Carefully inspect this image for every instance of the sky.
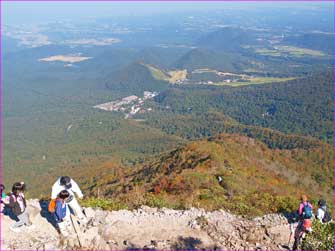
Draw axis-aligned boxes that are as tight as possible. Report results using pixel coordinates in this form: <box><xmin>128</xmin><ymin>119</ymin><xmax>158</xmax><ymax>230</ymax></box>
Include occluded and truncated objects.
<box><xmin>2</xmin><ymin>1</ymin><xmax>333</xmax><ymax>25</ymax></box>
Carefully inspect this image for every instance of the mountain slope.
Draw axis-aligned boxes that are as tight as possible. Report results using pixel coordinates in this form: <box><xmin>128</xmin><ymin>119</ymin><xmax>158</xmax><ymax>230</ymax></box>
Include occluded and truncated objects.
<box><xmin>86</xmin><ymin>133</ymin><xmax>333</xmax><ymax>217</ymax></box>
<box><xmin>105</xmin><ymin>62</ymin><xmax>169</xmax><ymax>96</ymax></box>
<box><xmin>283</xmin><ymin>33</ymin><xmax>334</xmax><ymax>54</ymax></box>
<box><xmin>173</xmin><ymin>48</ymin><xmax>252</xmax><ymax>72</ymax></box>
<box><xmin>196</xmin><ymin>27</ymin><xmax>260</xmax><ymax>52</ymax></box>
<box><xmin>154</xmin><ymin>70</ymin><xmax>334</xmax><ymax>142</ymax></box>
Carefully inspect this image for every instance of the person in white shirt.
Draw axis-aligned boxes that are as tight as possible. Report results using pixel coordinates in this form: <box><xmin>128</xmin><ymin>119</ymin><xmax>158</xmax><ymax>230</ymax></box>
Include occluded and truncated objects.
<box><xmin>316</xmin><ymin>199</ymin><xmax>329</xmax><ymax>223</ymax></box>
<box><xmin>51</xmin><ymin>176</ymin><xmax>86</xmax><ymax>222</ymax></box>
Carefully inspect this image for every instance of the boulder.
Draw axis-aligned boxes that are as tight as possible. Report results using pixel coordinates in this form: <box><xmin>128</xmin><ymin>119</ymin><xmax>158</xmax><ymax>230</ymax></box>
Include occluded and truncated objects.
<box><xmin>83</xmin><ymin>207</ymin><xmax>95</xmax><ymax>219</ymax></box>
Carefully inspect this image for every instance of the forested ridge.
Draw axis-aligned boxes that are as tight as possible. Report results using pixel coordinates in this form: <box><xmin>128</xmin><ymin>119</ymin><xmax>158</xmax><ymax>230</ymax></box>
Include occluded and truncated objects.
<box><xmin>81</xmin><ymin>133</ymin><xmax>333</xmax><ymax>217</ymax></box>
<box><xmin>150</xmin><ymin>70</ymin><xmax>333</xmax><ymax>143</ymax></box>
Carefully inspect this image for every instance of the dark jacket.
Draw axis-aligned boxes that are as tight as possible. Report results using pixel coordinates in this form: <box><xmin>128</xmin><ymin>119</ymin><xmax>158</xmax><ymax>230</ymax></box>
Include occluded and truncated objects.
<box><xmin>7</xmin><ymin>193</ymin><xmax>26</xmax><ymax>216</ymax></box>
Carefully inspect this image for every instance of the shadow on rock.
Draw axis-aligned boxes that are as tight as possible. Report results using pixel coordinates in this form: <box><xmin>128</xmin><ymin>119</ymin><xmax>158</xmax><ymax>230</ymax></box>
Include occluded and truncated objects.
<box><xmin>39</xmin><ymin>200</ymin><xmax>58</xmax><ymax>231</ymax></box>
<box><xmin>171</xmin><ymin>236</ymin><xmax>203</xmax><ymax>250</ymax></box>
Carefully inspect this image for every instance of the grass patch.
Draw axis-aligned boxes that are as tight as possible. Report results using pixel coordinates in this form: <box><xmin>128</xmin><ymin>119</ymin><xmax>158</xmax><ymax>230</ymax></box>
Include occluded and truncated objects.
<box><xmin>168</xmin><ymin>70</ymin><xmax>187</xmax><ymax>83</ymax></box>
<box><xmin>206</xmin><ymin>77</ymin><xmax>296</xmax><ymax>86</ymax></box>
<box><xmin>255</xmin><ymin>46</ymin><xmax>326</xmax><ymax>58</ymax></box>
<box><xmin>145</xmin><ymin>64</ymin><xmax>170</xmax><ymax>81</ymax></box>
<box><xmin>80</xmin><ymin>197</ymin><xmax>128</xmax><ymax>211</ymax></box>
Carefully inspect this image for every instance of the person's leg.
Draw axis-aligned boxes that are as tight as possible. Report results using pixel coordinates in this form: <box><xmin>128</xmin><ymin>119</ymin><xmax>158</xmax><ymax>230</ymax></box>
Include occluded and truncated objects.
<box><xmin>57</xmin><ymin>221</ymin><xmax>69</xmax><ymax>236</ymax></box>
<box><xmin>21</xmin><ymin>210</ymin><xmax>31</xmax><ymax>226</ymax></box>
<box><xmin>292</xmin><ymin>237</ymin><xmax>299</xmax><ymax>250</ymax></box>
<box><xmin>292</xmin><ymin>221</ymin><xmax>302</xmax><ymax>250</ymax></box>
<box><xmin>64</xmin><ymin>217</ymin><xmax>73</xmax><ymax>234</ymax></box>
<box><xmin>68</xmin><ymin>198</ymin><xmax>84</xmax><ymax>219</ymax></box>
<box><xmin>11</xmin><ymin>213</ymin><xmax>26</xmax><ymax>228</ymax></box>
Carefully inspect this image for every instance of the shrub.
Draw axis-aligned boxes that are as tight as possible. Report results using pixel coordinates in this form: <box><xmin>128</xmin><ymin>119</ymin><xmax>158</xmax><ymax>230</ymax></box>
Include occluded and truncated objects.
<box><xmin>144</xmin><ymin>193</ymin><xmax>168</xmax><ymax>208</ymax></box>
<box><xmin>301</xmin><ymin>220</ymin><xmax>334</xmax><ymax>250</ymax></box>
<box><xmin>80</xmin><ymin>197</ymin><xmax>128</xmax><ymax>211</ymax></box>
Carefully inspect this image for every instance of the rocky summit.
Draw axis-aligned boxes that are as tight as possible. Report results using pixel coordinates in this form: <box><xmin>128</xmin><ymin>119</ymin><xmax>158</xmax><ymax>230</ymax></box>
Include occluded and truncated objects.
<box><xmin>1</xmin><ymin>199</ymin><xmax>295</xmax><ymax>250</ymax></box>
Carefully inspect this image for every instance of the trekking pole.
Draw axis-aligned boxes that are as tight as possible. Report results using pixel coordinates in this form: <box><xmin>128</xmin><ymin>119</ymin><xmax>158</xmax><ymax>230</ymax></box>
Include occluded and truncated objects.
<box><xmin>70</xmin><ymin>214</ymin><xmax>82</xmax><ymax>248</ymax></box>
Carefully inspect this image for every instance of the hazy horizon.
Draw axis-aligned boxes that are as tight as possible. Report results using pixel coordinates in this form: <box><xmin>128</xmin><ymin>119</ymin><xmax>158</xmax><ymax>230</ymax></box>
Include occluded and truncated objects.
<box><xmin>2</xmin><ymin>1</ymin><xmax>333</xmax><ymax>25</ymax></box>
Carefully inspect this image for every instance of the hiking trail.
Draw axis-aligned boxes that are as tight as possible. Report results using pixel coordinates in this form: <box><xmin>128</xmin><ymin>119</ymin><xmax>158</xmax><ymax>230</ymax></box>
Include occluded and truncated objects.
<box><xmin>1</xmin><ymin>199</ymin><xmax>294</xmax><ymax>250</ymax></box>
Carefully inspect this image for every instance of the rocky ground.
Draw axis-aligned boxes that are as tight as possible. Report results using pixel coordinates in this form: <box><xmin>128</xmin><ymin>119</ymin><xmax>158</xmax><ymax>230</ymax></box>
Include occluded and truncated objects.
<box><xmin>1</xmin><ymin>199</ymin><xmax>296</xmax><ymax>250</ymax></box>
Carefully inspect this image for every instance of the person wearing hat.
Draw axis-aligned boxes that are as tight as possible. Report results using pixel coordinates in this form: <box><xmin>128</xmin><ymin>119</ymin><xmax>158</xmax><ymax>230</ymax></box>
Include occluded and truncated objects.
<box><xmin>316</xmin><ymin>199</ymin><xmax>331</xmax><ymax>223</ymax></box>
<box><xmin>51</xmin><ymin>176</ymin><xmax>85</xmax><ymax>222</ymax></box>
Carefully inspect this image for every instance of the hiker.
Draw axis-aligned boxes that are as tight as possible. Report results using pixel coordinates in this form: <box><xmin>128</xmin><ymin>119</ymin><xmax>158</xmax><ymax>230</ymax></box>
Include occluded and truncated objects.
<box><xmin>51</xmin><ymin>176</ymin><xmax>86</xmax><ymax>222</ymax></box>
<box><xmin>7</xmin><ymin>182</ymin><xmax>33</xmax><ymax>232</ymax></box>
<box><xmin>292</xmin><ymin>195</ymin><xmax>313</xmax><ymax>250</ymax></box>
<box><xmin>53</xmin><ymin>190</ymin><xmax>72</xmax><ymax>237</ymax></box>
<box><xmin>1</xmin><ymin>184</ymin><xmax>8</xmax><ymax>215</ymax></box>
<box><xmin>316</xmin><ymin>199</ymin><xmax>331</xmax><ymax>223</ymax></box>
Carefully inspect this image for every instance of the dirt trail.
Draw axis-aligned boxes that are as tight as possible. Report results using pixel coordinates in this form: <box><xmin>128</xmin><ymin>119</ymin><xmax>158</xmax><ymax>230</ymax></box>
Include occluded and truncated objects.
<box><xmin>1</xmin><ymin>199</ymin><xmax>293</xmax><ymax>250</ymax></box>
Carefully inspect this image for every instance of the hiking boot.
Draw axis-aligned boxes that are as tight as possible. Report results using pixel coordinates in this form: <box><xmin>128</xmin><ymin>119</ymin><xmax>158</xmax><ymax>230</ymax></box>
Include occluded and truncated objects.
<box><xmin>9</xmin><ymin>226</ymin><xmax>21</xmax><ymax>233</ymax></box>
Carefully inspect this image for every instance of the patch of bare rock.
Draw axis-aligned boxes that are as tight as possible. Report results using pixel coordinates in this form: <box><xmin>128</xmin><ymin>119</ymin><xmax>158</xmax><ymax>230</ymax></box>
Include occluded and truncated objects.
<box><xmin>1</xmin><ymin>200</ymin><xmax>293</xmax><ymax>250</ymax></box>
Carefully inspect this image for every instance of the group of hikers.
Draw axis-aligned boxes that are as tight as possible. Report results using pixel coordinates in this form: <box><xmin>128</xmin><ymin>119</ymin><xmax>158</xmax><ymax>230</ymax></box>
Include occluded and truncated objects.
<box><xmin>291</xmin><ymin>194</ymin><xmax>331</xmax><ymax>250</ymax></box>
<box><xmin>0</xmin><ymin>179</ymin><xmax>333</xmax><ymax>250</ymax></box>
<box><xmin>0</xmin><ymin>176</ymin><xmax>86</xmax><ymax>237</ymax></box>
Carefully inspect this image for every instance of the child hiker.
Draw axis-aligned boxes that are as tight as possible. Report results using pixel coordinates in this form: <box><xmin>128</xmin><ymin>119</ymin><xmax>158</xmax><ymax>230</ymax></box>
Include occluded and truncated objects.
<box><xmin>7</xmin><ymin>182</ymin><xmax>33</xmax><ymax>232</ymax></box>
<box><xmin>54</xmin><ymin>190</ymin><xmax>72</xmax><ymax>237</ymax></box>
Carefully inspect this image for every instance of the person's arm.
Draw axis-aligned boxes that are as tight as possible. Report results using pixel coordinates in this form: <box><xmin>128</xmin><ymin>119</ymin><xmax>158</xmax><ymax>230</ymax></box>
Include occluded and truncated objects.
<box><xmin>51</xmin><ymin>183</ymin><xmax>61</xmax><ymax>199</ymax></box>
<box><xmin>54</xmin><ymin>200</ymin><xmax>62</xmax><ymax>222</ymax></box>
<box><xmin>316</xmin><ymin>208</ymin><xmax>323</xmax><ymax>221</ymax></box>
<box><xmin>3</xmin><ymin>195</ymin><xmax>9</xmax><ymax>204</ymax></box>
<box><xmin>71</xmin><ymin>179</ymin><xmax>83</xmax><ymax>199</ymax></box>
<box><xmin>298</xmin><ymin>203</ymin><xmax>304</xmax><ymax>216</ymax></box>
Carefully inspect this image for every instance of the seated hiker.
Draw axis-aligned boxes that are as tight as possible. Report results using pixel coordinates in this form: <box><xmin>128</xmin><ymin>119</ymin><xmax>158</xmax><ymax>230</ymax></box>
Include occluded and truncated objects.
<box><xmin>292</xmin><ymin>195</ymin><xmax>313</xmax><ymax>250</ymax></box>
<box><xmin>316</xmin><ymin>199</ymin><xmax>331</xmax><ymax>223</ymax></box>
<box><xmin>7</xmin><ymin>182</ymin><xmax>33</xmax><ymax>232</ymax></box>
<box><xmin>51</xmin><ymin>176</ymin><xmax>86</xmax><ymax>223</ymax></box>
<box><xmin>53</xmin><ymin>190</ymin><xmax>72</xmax><ymax>237</ymax></box>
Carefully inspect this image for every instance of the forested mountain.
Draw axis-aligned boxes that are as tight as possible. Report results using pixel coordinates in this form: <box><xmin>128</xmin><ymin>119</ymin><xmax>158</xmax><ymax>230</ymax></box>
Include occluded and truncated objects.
<box><xmin>172</xmin><ymin>48</ymin><xmax>253</xmax><ymax>72</ymax></box>
<box><xmin>105</xmin><ymin>62</ymin><xmax>169</xmax><ymax>96</ymax></box>
<box><xmin>283</xmin><ymin>32</ymin><xmax>334</xmax><ymax>54</ymax></box>
<box><xmin>83</xmin><ymin>133</ymin><xmax>333</xmax><ymax>217</ymax></box>
<box><xmin>2</xmin><ymin>4</ymin><xmax>333</xmax><ymax>220</ymax></box>
<box><xmin>135</xmin><ymin>47</ymin><xmax>189</xmax><ymax>70</ymax></box>
<box><xmin>152</xmin><ymin>71</ymin><xmax>333</xmax><ymax>142</ymax></box>
<box><xmin>141</xmin><ymin>111</ymin><xmax>325</xmax><ymax>150</ymax></box>
<box><xmin>197</xmin><ymin>27</ymin><xmax>260</xmax><ymax>51</ymax></box>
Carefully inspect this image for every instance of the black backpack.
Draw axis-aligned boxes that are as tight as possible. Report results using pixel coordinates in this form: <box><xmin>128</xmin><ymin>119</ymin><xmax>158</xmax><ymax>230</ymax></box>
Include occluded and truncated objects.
<box><xmin>322</xmin><ymin>209</ymin><xmax>331</xmax><ymax>223</ymax></box>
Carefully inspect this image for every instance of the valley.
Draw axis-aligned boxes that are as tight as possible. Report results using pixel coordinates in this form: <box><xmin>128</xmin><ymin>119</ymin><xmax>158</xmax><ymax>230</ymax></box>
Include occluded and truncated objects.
<box><xmin>1</xmin><ymin>2</ymin><xmax>333</xmax><ymax>225</ymax></box>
